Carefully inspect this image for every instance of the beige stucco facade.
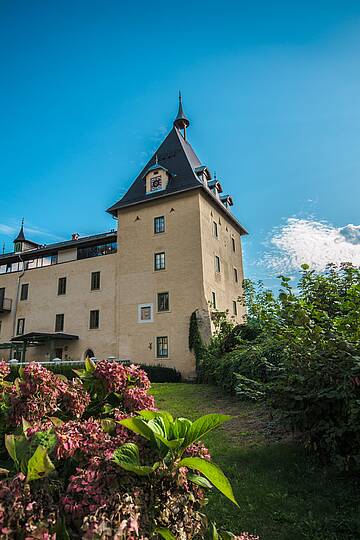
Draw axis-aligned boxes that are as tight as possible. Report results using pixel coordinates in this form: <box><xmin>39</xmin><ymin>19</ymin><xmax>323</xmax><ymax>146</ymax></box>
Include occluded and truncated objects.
<box><xmin>0</xmin><ymin>190</ymin><xmax>245</xmax><ymax>377</ymax></box>
<box><xmin>113</xmin><ymin>190</ymin><xmax>245</xmax><ymax>377</ymax></box>
<box><xmin>0</xmin><ymin>252</ymin><xmax>117</xmax><ymax>363</ymax></box>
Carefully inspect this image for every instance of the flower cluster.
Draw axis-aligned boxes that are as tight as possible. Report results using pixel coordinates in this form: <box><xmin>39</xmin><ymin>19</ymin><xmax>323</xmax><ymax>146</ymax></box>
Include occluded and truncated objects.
<box><xmin>94</xmin><ymin>361</ymin><xmax>151</xmax><ymax>394</ymax></box>
<box><xmin>55</xmin><ymin>417</ymin><xmax>134</xmax><ymax>461</ymax></box>
<box><xmin>0</xmin><ymin>473</ymin><xmax>58</xmax><ymax>538</ymax></box>
<box><xmin>59</xmin><ymin>378</ymin><xmax>91</xmax><ymax>418</ymax></box>
<box><xmin>8</xmin><ymin>363</ymin><xmax>90</xmax><ymax>426</ymax></box>
<box><xmin>0</xmin><ymin>361</ymin><xmax>10</xmax><ymax>380</ymax></box>
<box><xmin>61</xmin><ymin>459</ymin><xmax>118</xmax><ymax>518</ymax></box>
<box><xmin>233</xmin><ymin>534</ymin><xmax>260</xmax><ymax>540</ymax></box>
<box><xmin>123</xmin><ymin>386</ymin><xmax>155</xmax><ymax>412</ymax></box>
<box><xmin>185</xmin><ymin>441</ymin><xmax>211</xmax><ymax>461</ymax></box>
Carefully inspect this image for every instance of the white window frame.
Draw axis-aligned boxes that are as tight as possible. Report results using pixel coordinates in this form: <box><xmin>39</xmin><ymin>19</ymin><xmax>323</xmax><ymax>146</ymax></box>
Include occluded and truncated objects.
<box><xmin>137</xmin><ymin>303</ymin><xmax>154</xmax><ymax>323</ymax></box>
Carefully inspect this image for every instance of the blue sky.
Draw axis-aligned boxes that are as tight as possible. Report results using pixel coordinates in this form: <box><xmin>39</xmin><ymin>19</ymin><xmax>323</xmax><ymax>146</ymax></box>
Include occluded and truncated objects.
<box><xmin>1</xmin><ymin>0</ymin><xmax>360</xmax><ymax>285</ymax></box>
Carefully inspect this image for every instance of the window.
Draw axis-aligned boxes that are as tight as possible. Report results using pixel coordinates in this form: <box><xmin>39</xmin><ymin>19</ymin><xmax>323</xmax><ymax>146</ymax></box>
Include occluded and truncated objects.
<box><xmin>234</xmin><ymin>267</ymin><xmax>238</xmax><ymax>283</ymax></box>
<box><xmin>157</xmin><ymin>292</ymin><xmax>169</xmax><ymax>312</ymax></box>
<box><xmin>55</xmin><ymin>314</ymin><xmax>64</xmax><ymax>332</ymax></box>
<box><xmin>138</xmin><ymin>303</ymin><xmax>153</xmax><ymax>323</ymax></box>
<box><xmin>232</xmin><ymin>237</ymin><xmax>236</xmax><ymax>252</ymax></box>
<box><xmin>20</xmin><ymin>283</ymin><xmax>29</xmax><ymax>301</ymax></box>
<box><xmin>215</xmin><ymin>255</ymin><xmax>221</xmax><ymax>273</ymax></box>
<box><xmin>154</xmin><ymin>216</ymin><xmax>165</xmax><ymax>234</ymax></box>
<box><xmin>213</xmin><ymin>221</ymin><xmax>218</xmax><ymax>238</ymax></box>
<box><xmin>89</xmin><ymin>309</ymin><xmax>99</xmax><ymax>329</ymax></box>
<box><xmin>77</xmin><ymin>242</ymin><xmax>117</xmax><ymax>260</ymax></box>
<box><xmin>91</xmin><ymin>271</ymin><xmax>101</xmax><ymax>291</ymax></box>
<box><xmin>233</xmin><ymin>301</ymin><xmax>237</xmax><ymax>316</ymax></box>
<box><xmin>156</xmin><ymin>336</ymin><xmax>169</xmax><ymax>358</ymax></box>
<box><xmin>58</xmin><ymin>277</ymin><xmax>67</xmax><ymax>296</ymax></box>
<box><xmin>211</xmin><ymin>291</ymin><xmax>217</xmax><ymax>309</ymax></box>
<box><xmin>16</xmin><ymin>318</ymin><xmax>25</xmax><ymax>336</ymax></box>
<box><xmin>154</xmin><ymin>252</ymin><xmax>166</xmax><ymax>271</ymax></box>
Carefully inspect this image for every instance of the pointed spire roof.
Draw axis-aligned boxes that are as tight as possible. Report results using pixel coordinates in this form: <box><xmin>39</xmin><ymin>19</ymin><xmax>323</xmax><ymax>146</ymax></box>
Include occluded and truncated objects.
<box><xmin>173</xmin><ymin>91</ymin><xmax>190</xmax><ymax>130</ymax></box>
<box><xmin>107</xmin><ymin>126</ymin><xmax>203</xmax><ymax>215</ymax></box>
<box><xmin>14</xmin><ymin>219</ymin><xmax>25</xmax><ymax>243</ymax></box>
<box><xmin>107</xmin><ymin>102</ymin><xmax>248</xmax><ymax>235</ymax></box>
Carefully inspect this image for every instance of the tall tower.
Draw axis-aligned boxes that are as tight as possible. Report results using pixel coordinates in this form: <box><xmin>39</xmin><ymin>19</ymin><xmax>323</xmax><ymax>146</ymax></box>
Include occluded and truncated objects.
<box><xmin>107</xmin><ymin>96</ymin><xmax>247</xmax><ymax>377</ymax></box>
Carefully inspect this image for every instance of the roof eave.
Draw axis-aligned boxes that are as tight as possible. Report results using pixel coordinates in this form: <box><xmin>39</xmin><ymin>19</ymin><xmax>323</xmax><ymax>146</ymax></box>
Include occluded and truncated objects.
<box><xmin>107</xmin><ymin>185</ymin><xmax>248</xmax><ymax>235</ymax></box>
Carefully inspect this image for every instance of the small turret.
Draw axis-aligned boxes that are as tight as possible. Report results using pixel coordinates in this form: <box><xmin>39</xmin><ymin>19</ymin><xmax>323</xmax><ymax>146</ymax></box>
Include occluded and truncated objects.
<box><xmin>173</xmin><ymin>91</ymin><xmax>190</xmax><ymax>140</ymax></box>
<box><xmin>13</xmin><ymin>219</ymin><xmax>39</xmax><ymax>253</ymax></box>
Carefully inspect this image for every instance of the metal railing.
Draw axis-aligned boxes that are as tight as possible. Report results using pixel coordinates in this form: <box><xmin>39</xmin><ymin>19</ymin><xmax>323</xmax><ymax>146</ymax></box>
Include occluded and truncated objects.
<box><xmin>7</xmin><ymin>358</ymin><xmax>131</xmax><ymax>367</ymax></box>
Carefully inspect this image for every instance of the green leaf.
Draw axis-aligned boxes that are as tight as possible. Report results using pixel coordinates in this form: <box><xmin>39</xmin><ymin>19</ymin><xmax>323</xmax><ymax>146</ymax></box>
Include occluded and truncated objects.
<box><xmin>26</xmin><ymin>445</ymin><xmax>55</xmax><ymax>482</ymax></box>
<box><xmin>178</xmin><ymin>457</ymin><xmax>238</xmax><ymax>506</ymax></box>
<box><xmin>172</xmin><ymin>418</ymin><xmax>192</xmax><ymax>439</ymax></box>
<box><xmin>55</xmin><ymin>517</ymin><xmax>71</xmax><ymax>540</ymax></box>
<box><xmin>22</xmin><ymin>418</ymin><xmax>32</xmax><ymax>437</ymax></box>
<box><xmin>85</xmin><ymin>357</ymin><xmax>96</xmax><ymax>373</ymax></box>
<box><xmin>153</xmin><ymin>433</ymin><xmax>184</xmax><ymax>450</ymax></box>
<box><xmin>155</xmin><ymin>528</ymin><xmax>177</xmax><ymax>540</ymax></box>
<box><xmin>5</xmin><ymin>434</ymin><xmax>17</xmax><ymax>463</ymax></box>
<box><xmin>101</xmin><ymin>418</ymin><xmax>116</xmax><ymax>433</ymax></box>
<box><xmin>113</xmin><ymin>443</ymin><xmax>159</xmax><ymax>476</ymax></box>
<box><xmin>48</xmin><ymin>416</ymin><xmax>64</xmax><ymax>427</ymax></box>
<box><xmin>187</xmin><ymin>473</ymin><xmax>213</xmax><ymax>489</ymax></box>
<box><xmin>139</xmin><ymin>410</ymin><xmax>174</xmax><ymax>424</ymax></box>
<box><xmin>118</xmin><ymin>417</ymin><xmax>154</xmax><ymax>440</ymax></box>
<box><xmin>185</xmin><ymin>414</ymin><xmax>232</xmax><ymax>446</ymax></box>
<box><xmin>210</xmin><ymin>523</ymin><xmax>219</xmax><ymax>540</ymax></box>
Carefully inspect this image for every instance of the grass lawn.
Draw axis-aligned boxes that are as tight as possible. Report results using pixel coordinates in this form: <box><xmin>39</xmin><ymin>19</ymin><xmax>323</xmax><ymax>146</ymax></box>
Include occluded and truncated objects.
<box><xmin>151</xmin><ymin>383</ymin><xmax>360</xmax><ymax>540</ymax></box>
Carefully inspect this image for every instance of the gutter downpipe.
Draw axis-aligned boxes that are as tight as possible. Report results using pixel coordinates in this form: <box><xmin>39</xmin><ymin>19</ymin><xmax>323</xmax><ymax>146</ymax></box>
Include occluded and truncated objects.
<box><xmin>11</xmin><ymin>254</ymin><xmax>25</xmax><ymax>359</ymax></box>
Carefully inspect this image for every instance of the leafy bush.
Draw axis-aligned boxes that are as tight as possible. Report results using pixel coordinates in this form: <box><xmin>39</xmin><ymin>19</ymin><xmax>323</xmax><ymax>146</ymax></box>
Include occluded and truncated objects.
<box><xmin>0</xmin><ymin>359</ymin><xmax>253</xmax><ymax>538</ymax></box>
<box><xmin>8</xmin><ymin>362</ymin><xmax>182</xmax><ymax>384</ymax></box>
<box><xmin>198</xmin><ymin>264</ymin><xmax>360</xmax><ymax>470</ymax></box>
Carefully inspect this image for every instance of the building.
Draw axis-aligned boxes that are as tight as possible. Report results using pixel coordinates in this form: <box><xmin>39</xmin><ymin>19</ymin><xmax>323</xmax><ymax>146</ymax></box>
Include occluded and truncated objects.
<box><xmin>0</xmin><ymin>96</ymin><xmax>247</xmax><ymax>377</ymax></box>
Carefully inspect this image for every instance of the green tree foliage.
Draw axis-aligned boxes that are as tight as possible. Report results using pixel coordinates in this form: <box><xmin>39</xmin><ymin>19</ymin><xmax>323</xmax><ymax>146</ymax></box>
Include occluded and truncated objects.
<box><xmin>198</xmin><ymin>264</ymin><xmax>360</xmax><ymax>469</ymax></box>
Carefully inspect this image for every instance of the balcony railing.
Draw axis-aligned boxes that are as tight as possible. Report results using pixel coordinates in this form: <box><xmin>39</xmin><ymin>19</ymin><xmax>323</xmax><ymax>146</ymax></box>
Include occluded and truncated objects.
<box><xmin>0</xmin><ymin>298</ymin><xmax>12</xmax><ymax>313</ymax></box>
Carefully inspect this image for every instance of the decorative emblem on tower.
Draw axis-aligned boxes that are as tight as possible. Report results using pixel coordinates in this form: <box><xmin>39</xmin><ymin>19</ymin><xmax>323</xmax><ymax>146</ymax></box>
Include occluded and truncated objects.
<box><xmin>143</xmin><ymin>156</ymin><xmax>170</xmax><ymax>195</ymax></box>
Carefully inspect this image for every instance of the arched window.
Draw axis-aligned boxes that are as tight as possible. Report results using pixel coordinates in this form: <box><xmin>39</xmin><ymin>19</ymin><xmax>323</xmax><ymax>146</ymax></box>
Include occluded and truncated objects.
<box><xmin>84</xmin><ymin>349</ymin><xmax>95</xmax><ymax>360</ymax></box>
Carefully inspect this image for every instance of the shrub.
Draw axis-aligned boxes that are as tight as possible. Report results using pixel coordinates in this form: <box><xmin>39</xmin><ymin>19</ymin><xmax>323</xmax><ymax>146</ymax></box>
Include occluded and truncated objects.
<box><xmin>0</xmin><ymin>359</ymin><xmax>253</xmax><ymax>538</ymax></box>
<box><xmin>197</xmin><ymin>264</ymin><xmax>360</xmax><ymax>470</ymax></box>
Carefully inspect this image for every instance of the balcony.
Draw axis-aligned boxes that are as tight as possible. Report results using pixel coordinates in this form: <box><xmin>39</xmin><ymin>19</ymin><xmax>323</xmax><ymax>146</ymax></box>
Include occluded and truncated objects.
<box><xmin>0</xmin><ymin>298</ymin><xmax>12</xmax><ymax>313</ymax></box>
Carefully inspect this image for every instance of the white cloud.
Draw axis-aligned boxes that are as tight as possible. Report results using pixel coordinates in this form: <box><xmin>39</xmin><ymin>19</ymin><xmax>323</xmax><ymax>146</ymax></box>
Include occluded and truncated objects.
<box><xmin>264</xmin><ymin>218</ymin><xmax>360</xmax><ymax>272</ymax></box>
<box><xmin>0</xmin><ymin>224</ymin><xmax>16</xmax><ymax>235</ymax></box>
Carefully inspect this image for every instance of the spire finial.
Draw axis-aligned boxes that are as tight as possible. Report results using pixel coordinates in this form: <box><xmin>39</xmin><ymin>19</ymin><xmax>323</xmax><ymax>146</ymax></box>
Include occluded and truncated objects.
<box><xmin>173</xmin><ymin>91</ymin><xmax>190</xmax><ymax>138</ymax></box>
<box><xmin>14</xmin><ymin>218</ymin><xmax>26</xmax><ymax>244</ymax></box>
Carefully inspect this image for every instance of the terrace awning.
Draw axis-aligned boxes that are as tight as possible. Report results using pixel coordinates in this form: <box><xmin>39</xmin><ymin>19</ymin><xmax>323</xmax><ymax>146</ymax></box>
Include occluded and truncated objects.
<box><xmin>11</xmin><ymin>332</ymin><xmax>79</xmax><ymax>344</ymax></box>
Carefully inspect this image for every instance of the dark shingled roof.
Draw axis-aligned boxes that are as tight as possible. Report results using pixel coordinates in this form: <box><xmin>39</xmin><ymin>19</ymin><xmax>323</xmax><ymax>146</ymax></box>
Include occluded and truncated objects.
<box><xmin>107</xmin><ymin>127</ymin><xmax>248</xmax><ymax>235</ymax></box>
<box><xmin>107</xmin><ymin>127</ymin><xmax>202</xmax><ymax>214</ymax></box>
<box><xmin>14</xmin><ymin>224</ymin><xmax>26</xmax><ymax>243</ymax></box>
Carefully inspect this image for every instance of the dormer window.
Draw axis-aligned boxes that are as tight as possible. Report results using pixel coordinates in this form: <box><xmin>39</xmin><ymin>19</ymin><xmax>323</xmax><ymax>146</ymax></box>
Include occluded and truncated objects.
<box><xmin>143</xmin><ymin>162</ymin><xmax>169</xmax><ymax>195</ymax></box>
<box><xmin>220</xmin><ymin>195</ymin><xmax>234</xmax><ymax>208</ymax></box>
<box><xmin>195</xmin><ymin>165</ymin><xmax>211</xmax><ymax>185</ymax></box>
<box><xmin>207</xmin><ymin>180</ymin><xmax>223</xmax><ymax>198</ymax></box>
